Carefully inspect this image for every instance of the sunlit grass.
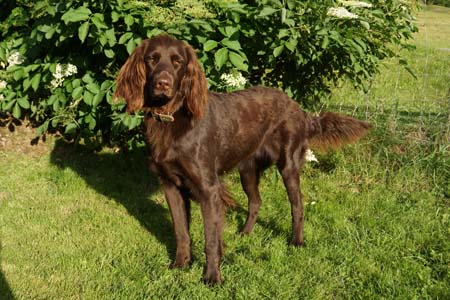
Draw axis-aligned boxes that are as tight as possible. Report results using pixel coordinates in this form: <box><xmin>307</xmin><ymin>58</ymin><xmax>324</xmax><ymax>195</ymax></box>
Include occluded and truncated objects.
<box><xmin>1</xmin><ymin>4</ymin><xmax>449</xmax><ymax>300</ymax></box>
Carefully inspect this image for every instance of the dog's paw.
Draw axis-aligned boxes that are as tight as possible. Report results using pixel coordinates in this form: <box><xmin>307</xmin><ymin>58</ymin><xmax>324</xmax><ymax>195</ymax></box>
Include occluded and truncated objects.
<box><xmin>202</xmin><ymin>269</ymin><xmax>222</xmax><ymax>285</ymax></box>
<box><xmin>169</xmin><ymin>255</ymin><xmax>191</xmax><ymax>269</ymax></box>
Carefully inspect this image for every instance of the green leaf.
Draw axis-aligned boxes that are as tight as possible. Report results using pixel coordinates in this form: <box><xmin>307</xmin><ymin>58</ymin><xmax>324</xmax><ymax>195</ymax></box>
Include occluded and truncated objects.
<box><xmin>329</xmin><ymin>31</ymin><xmax>343</xmax><ymax>45</ymax></box>
<box><xmin>284</xmin><ymin>18</ymin><xmax>295</xmax><ymax>27</ymax></box>
<box><xmin>204</xmin><ymin>40</ymin><xmax>218</xmax><ymax>51</ymax></box>
<box><xmin>259</xmin><ymin>7</ymin><xmax>277</xmax><ymax>17</ymax></box>
<box><xmin>83</xmin><ymin>90</ymin><xmax>93</xmax><ymax>105</ymax></box>
<box><xmin>111</xmin><ymin>11</ymin><xmax>121</xmax><ymax>22</ymax></box>
<box><xmin>61</xmin><ymin>7</ymin><xmax>91</xmax><ymax>24</ymax></box>
<box><xmin>78</xmin><ymin>21</ymin><xmax>89</xmax><ymax>43</ymax></box>
<box><xmin>285</xmin><ymin>38</ymin><xmax>298</xmax><ymax>52</ymax></box>
<box><xmin>278</xmin><ymin>29</ymin><xmax>290</xmax><ymax>39</ymax></box>
<box><xmin>214</xmin><ymin>48</ymin><xmax>229</xmax><ymax>69</ymax></box>
<box><xmin>281</xmin><ymin>8</ymin><xmax>287</xmax><ymax>23</ymax></box>
<box><xmin>36</xmin><ymin>121</ymin><xmax>49</xmax><ymax>136</ymax></box>
<box><xmin>84</xmin><ymin>114</ymin><xmax>97</xmax><ymax>130</ymax></box>
<box><xmin>31</xmin><ymin>73</ymin><xmax>41</xmax><ymax>91</ymax></box>
<box><xmin>72</xmin><ymin>86</ymin><xmax>84</xmax><ymax>99</ymax></box>
<box><xmin>105</xmin><ymin>28</ymin><xmax>116</xmax><ymax>47</ymax></box>
<box><xmin>273</xmin><ymin>45</ymin><xmax>284</xmax><ymax>57</ymax></box>
<box><xmin>229</xmin><ymin>51</ymin><xmax>248</xmax><ymax>71</ymax></box>
<box><xmin>104</xmin><ymin>49</ymin><xmax>115</xmax><ymax>58</ymax></box>
<box><xmin>53</xmin><ymin>99</ymin><xmax>60</xmax><ymax>111</ymax></box>
<box><xmin>12</xmin><ymin>102</ymin><xmax>21</xmax><ymax>119</ymax></box>
<box><xmin>99</xmin><ymin>35</ymin><xmax>108</xmax><ymax>46</ymax></box>
<box><xmin>106</xmin><ymin>91</ymin><xmax>113</xmax><ymax>104</ymax></box>
<box><xmin>124</xmin><ymin>15</ymin><xmax>134</xmax><ymax>26</ymax></box>
<box><xmin>321</xmin><ymin>35</ymin><xmax>329</xmax><ymax>49</ymax></box>
<box><xmin>0</xmin><ymin>47</ymin><xmax>5</xmax><ymax>61</ymax></box>
<box><xmin>37</xmin><ymin>24</ymin><xmax>52</xmax><ymax>33</ymax></box>
<box><xmin>86</xmin><ymin>83</ymin><xmax>100</xmax><ymax>94</ymax></box>
<box><xmin>360</xmin><ymin>21</ymin><xmax>370</xmax><ymax>30</ymax></box>
<box><xmin>14</xmin><ymin>68</ymin><xmax>24</xmax><ymax>81</ymax></box>
<box><xmin>221</xmin><ymin>39</ymin><xmax>241</xmax><ymax>51</ymax></box>
<box><xmin>65</xmin><ymin>123</ymin><xmax>78</xmax><ymax>135</ymax></box>
<box><xmin>17</xmin><ymin>96</ymin><xmax>30</xmax><ymax>109</ymax></box>
<box><xmin>119</xmin><ymin>32</ymin><xmax>133</xmax><ymax>44</ymax></box>
<box><xmin>91</xmin><ymin>13</ymin><xmax>107</xmax><ymax>30</ymax></box>
<box><xmin>126</xmin><ymin>38</ymin><xmax>136</xmax><ymax>54</ymax></box>
<box><xmin>93</xmin><ymin>91</ymin><xmax>105</xmax><ymax>107</ymax></box>
<box><xmin>129</xmin><ymin>115</ymin><xmax>141</xmax><ymax>129</ymax></box>
<box><xmin>47</xmin><ymin>95</ymin><xmax>56</xmax><ymax>105</ymax></box>
<box><xmin>82</xmin><ymin>73</ymin><xmax>94</xmax><ymax>84</ymax></box>
<box><xmin>224</xmin><ymin>26</ymin><xmax>238</xmax><ymax>38</ymax></box>
<box><xmin>4</xmin><ymin>99</ymin><xmax>16</xmax><ymax>111</ymax></box>
<box><xmin>100</xmin><ymin>80</ymin><xmax>113</xmax><ymax>91</ymax></box>
<box><xmin>72</xmin><ymin>79</ymin><xmax>81</xmax><ymax>88</ymax></box>
<box><xmin>45</xmin><ymin>27</ymin><xmax>56</xmax><ymax>39</ymax></box>
<box><xmin>122</xmin><ymin>114</ymin><xmax>131</xmax><ymax>127</ymax></box>
<box><xmin>23</xmin><ymin>78</ymin><xmax>31</xmax><ymax>91</ymax></box>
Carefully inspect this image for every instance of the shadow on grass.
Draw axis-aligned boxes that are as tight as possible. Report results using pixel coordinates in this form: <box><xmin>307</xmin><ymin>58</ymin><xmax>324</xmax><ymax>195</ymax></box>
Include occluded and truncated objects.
<box><xmin>49</xmin><ymin>139</ymin><xmax>298</xmax><ymax>265</ymax></box>
<box><xmin>0</xmin><ymin>270</ymin><xmax>14</xmax><ymax>300</ymax></box>
<box><xmin>49</xmin><ymin>139</ymin><xmax>176</xmax><ymax>260</ymax></box>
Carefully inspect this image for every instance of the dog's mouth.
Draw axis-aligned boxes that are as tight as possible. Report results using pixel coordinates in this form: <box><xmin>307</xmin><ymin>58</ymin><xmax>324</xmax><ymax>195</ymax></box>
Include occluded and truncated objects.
<box><xmin>150</xmin><ymin>94</ymin><xmax>171</xmax><ymax>107</ymax></box>
<box><xmin>148</xmin><ymin>88</ymin><xmax>175</xmax><ymax>107</ymax></box>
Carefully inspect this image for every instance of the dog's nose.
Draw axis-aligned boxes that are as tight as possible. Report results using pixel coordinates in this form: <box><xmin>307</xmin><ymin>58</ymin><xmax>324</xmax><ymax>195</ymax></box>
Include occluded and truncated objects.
<box><xmin>156</xmin><ymin>78</ymin><xmax>170</xmax><ymax>91</ymax></box>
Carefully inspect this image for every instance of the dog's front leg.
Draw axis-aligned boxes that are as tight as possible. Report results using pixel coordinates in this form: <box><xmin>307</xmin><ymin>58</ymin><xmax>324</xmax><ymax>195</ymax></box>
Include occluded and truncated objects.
<box><xmin>199</xmin><ymin>185</ymin><xmax>225</xmax><ymax>284</ymax></box>
<box><xmin>162</xmin><ymin>181</ymin><xmax>191</xmax><ymax>268</ymax></box>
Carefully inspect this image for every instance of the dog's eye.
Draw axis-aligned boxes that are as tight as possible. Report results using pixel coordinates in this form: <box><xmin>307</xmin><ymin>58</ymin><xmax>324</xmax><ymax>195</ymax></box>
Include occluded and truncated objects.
<box><xmin>146</xmin><ymin>55</ymin><xmax>159</xmax><ymax>64</ymax></box>
<box><xmin>172</xmin><ymin>56</ymin><xmax>183</xmax><ymax>67</ymax></box>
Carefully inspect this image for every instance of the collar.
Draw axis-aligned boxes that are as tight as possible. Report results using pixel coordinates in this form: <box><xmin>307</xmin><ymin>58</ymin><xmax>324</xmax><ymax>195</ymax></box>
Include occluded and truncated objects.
<box><xmin>143</xmin><ymin>108</ymin><xmax>175</xmax><ymax>123</ymax></box>
<box><xmin>149</xmin><ymin>110</ymin><xmax>175</xmax><ymax>123</ymax></box>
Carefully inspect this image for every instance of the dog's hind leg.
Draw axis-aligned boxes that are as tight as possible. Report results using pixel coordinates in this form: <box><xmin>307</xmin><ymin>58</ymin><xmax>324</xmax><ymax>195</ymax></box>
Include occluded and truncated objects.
<box><xmin>238</xmin><ymin>160</ymin><xmax>263</xmax><ymax>235</ymax></box>
<box><xmin>277</xmin><ymin>143</ymin><xmax>306</xmax><ymax>247</ymax></box>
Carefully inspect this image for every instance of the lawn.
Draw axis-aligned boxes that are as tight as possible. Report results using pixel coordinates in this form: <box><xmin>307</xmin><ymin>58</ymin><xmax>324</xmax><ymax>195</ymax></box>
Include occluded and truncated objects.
<box><xmin>1</xmin><ymin>5</ymin><xmax>449</xmax><ymax>300</ymax></box>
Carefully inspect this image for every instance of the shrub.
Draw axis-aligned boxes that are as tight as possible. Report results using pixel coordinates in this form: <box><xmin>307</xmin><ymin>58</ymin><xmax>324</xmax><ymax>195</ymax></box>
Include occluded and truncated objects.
<box><xmin>0</xmin><ymin>0</ymin><xmax>418</xmax><ymax>148</ymax></box>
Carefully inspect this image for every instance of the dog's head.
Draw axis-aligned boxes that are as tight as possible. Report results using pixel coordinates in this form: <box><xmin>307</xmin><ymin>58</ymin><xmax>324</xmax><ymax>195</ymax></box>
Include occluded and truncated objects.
<box><xmin>114</xmin><ymin>35</ymin><xmax>207</xmax><ymax>119</ymax></box>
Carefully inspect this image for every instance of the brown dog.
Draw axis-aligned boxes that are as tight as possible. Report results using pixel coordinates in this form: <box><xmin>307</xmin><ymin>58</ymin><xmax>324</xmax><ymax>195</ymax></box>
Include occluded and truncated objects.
<box><xmin>114</xmin><ymin>35</ymin><xmax>371</xmax><ymax>284</ymax></box>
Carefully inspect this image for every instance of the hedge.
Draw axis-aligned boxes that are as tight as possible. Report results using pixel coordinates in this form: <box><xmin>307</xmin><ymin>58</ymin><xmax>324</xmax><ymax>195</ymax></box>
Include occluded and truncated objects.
<box><xmin>0</xmin><ymin>0</ymin><xmax>417</xmax><ymax>148</ymax></box>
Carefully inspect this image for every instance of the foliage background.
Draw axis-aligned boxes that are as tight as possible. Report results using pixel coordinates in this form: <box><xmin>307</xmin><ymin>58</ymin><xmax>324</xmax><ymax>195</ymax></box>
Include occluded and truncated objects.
<box><xmin>0</xmin><ymin>0</ymin><xmax>417</xmax><ymax>148</ymax></box>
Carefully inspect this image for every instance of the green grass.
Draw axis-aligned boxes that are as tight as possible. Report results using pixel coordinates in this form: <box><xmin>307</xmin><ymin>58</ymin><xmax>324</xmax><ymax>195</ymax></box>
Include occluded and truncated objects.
<box><xmin>1</xmin><ymin>5</ymin><xmax>449</xmax><ymax>300</ymax></box>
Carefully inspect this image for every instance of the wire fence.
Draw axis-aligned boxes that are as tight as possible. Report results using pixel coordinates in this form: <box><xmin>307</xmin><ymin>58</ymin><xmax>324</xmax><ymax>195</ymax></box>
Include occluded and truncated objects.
<box><xmin>326</xmin><ymin>31</ymin><xmax>450</xmax><ymax>147</ymax></box>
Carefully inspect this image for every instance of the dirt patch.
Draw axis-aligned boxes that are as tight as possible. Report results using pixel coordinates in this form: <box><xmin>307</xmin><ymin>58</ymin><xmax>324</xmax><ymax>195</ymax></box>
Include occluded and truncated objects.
<box><xmin>0</xmin><ymin>122</ymin><xmax>51</xmax><ymax>157</ymax></box>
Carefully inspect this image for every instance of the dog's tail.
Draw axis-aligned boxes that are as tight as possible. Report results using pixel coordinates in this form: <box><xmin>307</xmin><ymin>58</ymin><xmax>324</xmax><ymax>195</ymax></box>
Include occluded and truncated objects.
<box><xmin>308</xmin><ymin>112</ymin><xmax>372</xmax><ymax>151</ymax></box>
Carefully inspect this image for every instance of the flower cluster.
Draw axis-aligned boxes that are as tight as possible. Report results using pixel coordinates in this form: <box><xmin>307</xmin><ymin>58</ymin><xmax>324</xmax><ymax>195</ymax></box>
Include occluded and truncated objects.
<box><xmin>220</xmin><ymin>72</ymin><xmax>247</xmax><ymax>89</ymax></box>
<box><xmin>51</xmin><ymin>63</ymin><xmax>78</xmax><ymax>88</ymax></box>
<box><xmin>7</xmin><ymin>51</ymin><xmax>25</xmax><ymax>67</ymax></box>
<box><xmin>327</xmin><ymin>7</ymin><xmax>359</xmax><ymax>19</ymax></box>
<box><xmin>338</xmin><ymin>1</ymin><xmax>373</xmax><ymax>8</ymax></box>
<box><xmin>0</xmin><ymin>80</ymin><xmax>6</xmax><ymax>101</ymax></box>
<box><xmin>305</xmin><ymin>149</ymin><xmax>318</xmax><ymax>163</ymax></box>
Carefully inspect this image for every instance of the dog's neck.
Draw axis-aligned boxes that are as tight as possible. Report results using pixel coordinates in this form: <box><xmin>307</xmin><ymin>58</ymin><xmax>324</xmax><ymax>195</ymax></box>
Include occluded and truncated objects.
<box><xmin>144</xmin><ymin>93</ymin><xmax>185</xmax><ymax>123</ymax></box>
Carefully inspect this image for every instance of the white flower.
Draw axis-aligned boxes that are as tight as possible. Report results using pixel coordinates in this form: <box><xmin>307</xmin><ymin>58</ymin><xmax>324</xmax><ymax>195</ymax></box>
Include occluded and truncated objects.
<box><xmin>7</xmin><ymin>51</ymin><xmax>24</xmax><ymax>66</ymax></box>
<box><xmin>327</xmin><ymin>7</ymin><xmax>359</xmax><ymax>19</ymax></box>
<box><xmin>338</xmin><ymin>1</ymin><xmax>373</xmax><ymax>8</ymax></box>
<box><xmin>0</xmin><ymin>80</ymin><xmax>7</xmax><ymax>89</ymax></box>
<box><xmin>220</xmin><ymin>72</ymin><xmax>247</xmax><ymax>89</ymax></box>
<box><xmin>51</xmin><ymin>63</ymin><xmax>78</xmax><ymax>88</ymax></box>
<box><xmin>305</xmin><ymin>149</ymin><xmax>318</xmax><ymax>163</ymax></box>
<box><xmin>0</xmin><ymin>61</ymin><xmax>6</xmax><ymax>69</ymax></box>
<box><xmin>0</xmin><ymin>94</ymin><xmax>4</xmax><ymax>101</ymax></box>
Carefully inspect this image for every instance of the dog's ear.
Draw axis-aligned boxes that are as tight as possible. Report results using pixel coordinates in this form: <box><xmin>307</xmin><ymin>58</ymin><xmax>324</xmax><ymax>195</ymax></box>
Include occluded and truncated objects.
<box><xmin>114</xmin><ymin>41</ymin><xmax>149</xmax><ymax>113</ymax></box>
<box><xmin>180</xmin><ymin>44</ymin><xmax>208</xmax><ymax>119</ymax></box>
